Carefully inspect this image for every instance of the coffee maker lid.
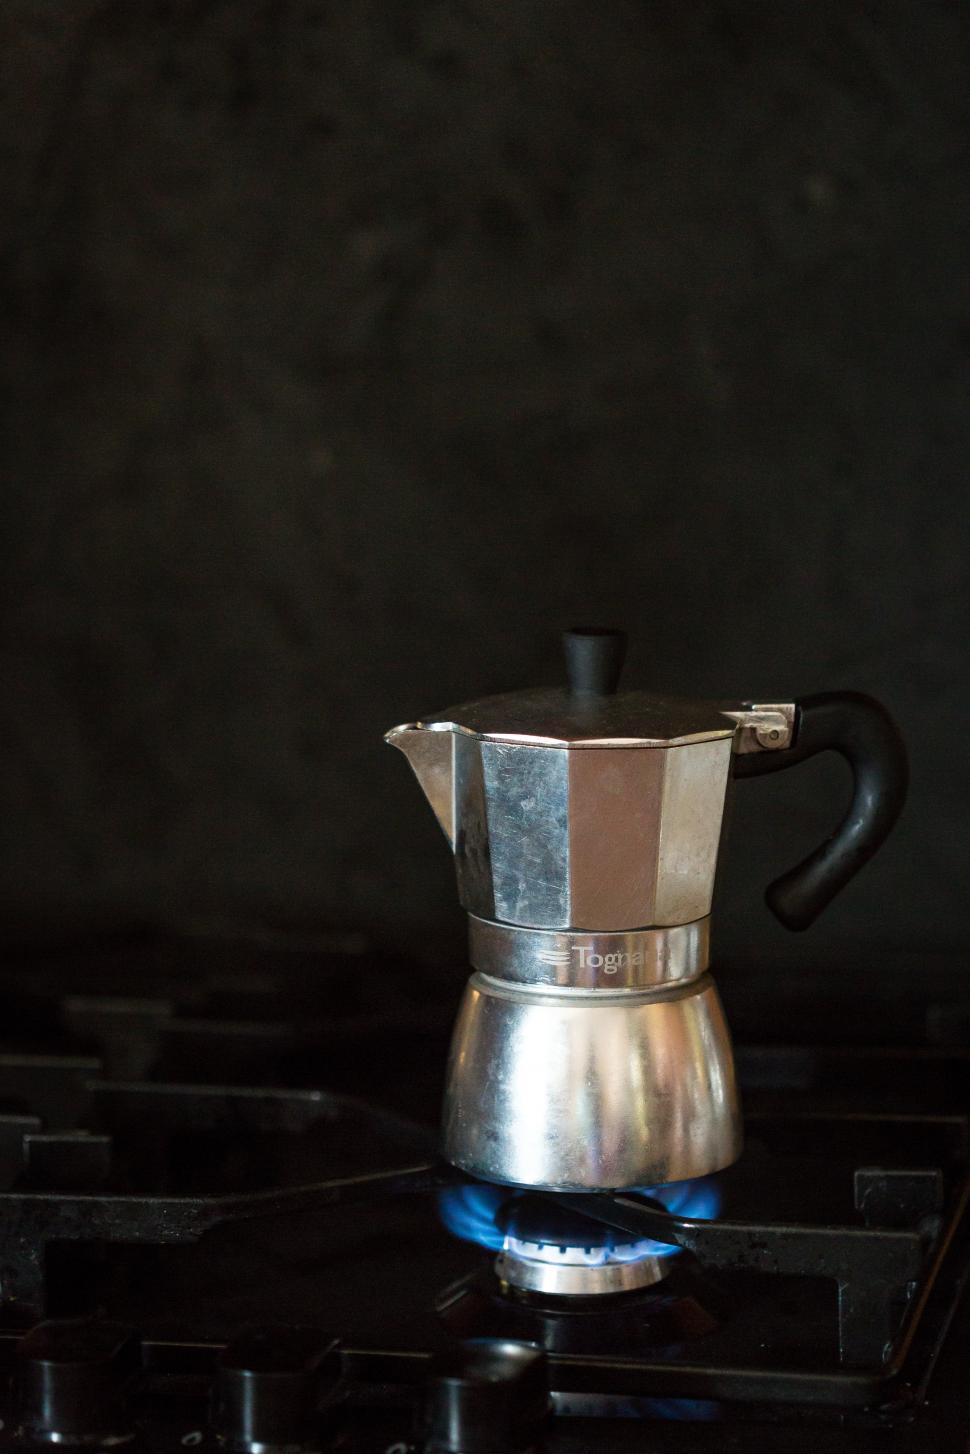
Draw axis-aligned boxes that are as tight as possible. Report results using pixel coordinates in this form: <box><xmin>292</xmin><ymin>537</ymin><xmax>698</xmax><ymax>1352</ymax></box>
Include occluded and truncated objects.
<box><xmin>416</xmin><ymin>687</ymin><xmax>736</xmax><ymax>748</ymax></box>
<box><xmin>409</xmin><ymin>628</ymin><xmax>734</xmax><ymax>748</ymax></box>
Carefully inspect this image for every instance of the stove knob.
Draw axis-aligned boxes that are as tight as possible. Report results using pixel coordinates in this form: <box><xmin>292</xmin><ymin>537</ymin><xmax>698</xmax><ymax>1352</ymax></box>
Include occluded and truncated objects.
<box><xmin>213</xmin><ymin>1325</ymin><xmax>341</xmax><ymax>1453</ymax></box>
<box><xmin>423</xmin><ymin>1339</ymin><xmax>548</xmax><ymax>1454</ymax></box>
<box><xmin>17</xmin><ymin>1318</ymin><xmax>139</xmax><ymax>1446</ymax></box>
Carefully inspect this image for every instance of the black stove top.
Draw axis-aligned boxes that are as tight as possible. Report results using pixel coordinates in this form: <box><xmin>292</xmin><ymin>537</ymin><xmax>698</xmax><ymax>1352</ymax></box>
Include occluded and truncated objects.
<box><xmin>1</xmin><ymin>933</ymin><xmax>969</xmax><ymax>1452</ymax></box>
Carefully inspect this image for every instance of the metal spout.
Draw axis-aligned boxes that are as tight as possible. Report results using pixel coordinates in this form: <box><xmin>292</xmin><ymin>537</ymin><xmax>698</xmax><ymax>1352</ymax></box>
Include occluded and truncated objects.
<box><xmin>384</xmin><ymin>724</ymin><xmax>457</xmax><ymax>848</ymax></box>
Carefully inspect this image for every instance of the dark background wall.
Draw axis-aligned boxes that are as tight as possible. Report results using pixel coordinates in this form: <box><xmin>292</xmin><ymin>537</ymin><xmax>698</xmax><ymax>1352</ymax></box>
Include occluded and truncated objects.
<box><xmin>1</xmin><ymin>3</ymin><xmax>968</xmax><ymax>1003</ymax></box>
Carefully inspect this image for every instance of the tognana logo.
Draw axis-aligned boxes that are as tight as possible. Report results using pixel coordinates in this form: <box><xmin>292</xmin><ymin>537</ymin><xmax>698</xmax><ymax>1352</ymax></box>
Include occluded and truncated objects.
<box><xmin>576</xmin><ymin>945</ymin><xmax>645</xmax><ymax>974</ymax></box>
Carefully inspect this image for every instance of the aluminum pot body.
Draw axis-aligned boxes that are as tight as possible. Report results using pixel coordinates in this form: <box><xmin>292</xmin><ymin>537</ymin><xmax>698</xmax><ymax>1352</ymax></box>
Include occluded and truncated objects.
<box><xmin>441</xmin><ymin>972</ymin><xmax>741</xmax><ymax>1191</ymax></box>
<box><xmin>386</xmin><ymin>727</ymin><xmax>736</xmax><ymax>932</ymax></box>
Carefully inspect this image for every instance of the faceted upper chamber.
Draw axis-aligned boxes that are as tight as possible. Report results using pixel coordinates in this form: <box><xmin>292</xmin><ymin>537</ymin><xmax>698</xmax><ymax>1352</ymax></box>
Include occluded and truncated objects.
<box><xmin>387</xmin><ymin>690</ymin><xmax>738</xmax><ymax>931</ymax></box>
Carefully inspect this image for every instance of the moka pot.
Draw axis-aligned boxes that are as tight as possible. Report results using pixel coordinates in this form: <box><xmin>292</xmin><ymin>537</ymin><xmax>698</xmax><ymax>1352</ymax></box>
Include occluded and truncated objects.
<box><xmin>386</xmin><ymin>629</ymin><xmax>907</xmax><ymax>1192</ymax></box>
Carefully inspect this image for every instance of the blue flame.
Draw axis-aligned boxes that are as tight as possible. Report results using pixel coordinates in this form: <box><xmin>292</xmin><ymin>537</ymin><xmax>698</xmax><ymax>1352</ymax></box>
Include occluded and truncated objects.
<box><xmin>437</xmin><ymin>1181</ymin><xmax>521</xmax><ymax>1251</ymax></box>
<box><xmin>628</xmin><ymin>1177</ymin><xmax>722</xmax><ymax>1259</ymax></box>
<box><xmin>438</xmin><ymin>1177</ymin><xmax>720</xmax><ymax>1262</ymax></box>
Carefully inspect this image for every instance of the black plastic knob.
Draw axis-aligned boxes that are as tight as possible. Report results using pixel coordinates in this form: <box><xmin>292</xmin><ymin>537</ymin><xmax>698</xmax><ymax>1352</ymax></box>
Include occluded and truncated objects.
<box><xmin>17</xmin><ymin>1318</ymin><xmax>139</xmax><ymax>1447</ymax></box>
<box><xmin>563</xmin><ymin>627</ymin><xmax>627</xmax><ymax>697</ymax></box>
<box><xmin>213</xmin><ymin>1325</ymin><xmax>341</xmax><ymax>1453</ymax></box>
<box><xmin>423</xmin><ymin>1339</ymin><xmax>548</xmax><ymax>1453</ymax></box>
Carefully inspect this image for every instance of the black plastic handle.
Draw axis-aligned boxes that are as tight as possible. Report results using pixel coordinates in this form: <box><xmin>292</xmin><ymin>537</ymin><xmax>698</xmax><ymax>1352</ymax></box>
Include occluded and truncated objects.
<box><xmin>732</xmin><ymin>692</ymin><xmax>908</xmax><ymax>931</ymax></box>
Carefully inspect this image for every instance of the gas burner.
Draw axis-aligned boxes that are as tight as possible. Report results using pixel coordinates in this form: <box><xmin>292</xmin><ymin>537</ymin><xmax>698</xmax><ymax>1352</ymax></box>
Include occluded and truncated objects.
<box><xmin>438</xmin><ymin>1178</ymin><xmax>722</xmax><ymax>1300</ymax></box>
<box><xmin>495</xmin><ymin>1196</ymin><xmax>670</xmax><ymax>1297</ymax></box>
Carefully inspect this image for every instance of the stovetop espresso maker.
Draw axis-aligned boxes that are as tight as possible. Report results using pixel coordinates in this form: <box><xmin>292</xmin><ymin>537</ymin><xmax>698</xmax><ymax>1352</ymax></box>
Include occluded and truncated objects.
<box><xmin>387</xmin><ymin>629</ymin><xmax>907</xmax><ymax>1192</ymax></box>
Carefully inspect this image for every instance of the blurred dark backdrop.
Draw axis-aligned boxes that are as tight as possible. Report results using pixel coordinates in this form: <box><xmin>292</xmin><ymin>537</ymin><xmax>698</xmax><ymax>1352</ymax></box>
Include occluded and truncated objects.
<box><xmin>1</xmin><ymin>4</ymin><xmax>967</xmax><ymax>1004</ymax></box>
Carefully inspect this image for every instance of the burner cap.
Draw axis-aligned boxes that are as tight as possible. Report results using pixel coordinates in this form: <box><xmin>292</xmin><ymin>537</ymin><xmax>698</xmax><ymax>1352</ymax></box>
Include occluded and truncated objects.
<box><xmin>495</xmin><ymin>1195</ymin><xmax>671</xmax><ymax>1298</ymax></box>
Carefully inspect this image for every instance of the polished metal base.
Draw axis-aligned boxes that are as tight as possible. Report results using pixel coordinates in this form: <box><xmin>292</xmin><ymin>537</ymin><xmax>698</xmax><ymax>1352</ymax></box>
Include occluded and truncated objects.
<box><xmin>442</xmin><ymin>972</ymin><xmax>742</xmax><ymax>1190</ymax></box>
<box><xmin>495</xmin><ymin>1242</ymin><xmax>670</xmax><ymax>1296</ymax></box>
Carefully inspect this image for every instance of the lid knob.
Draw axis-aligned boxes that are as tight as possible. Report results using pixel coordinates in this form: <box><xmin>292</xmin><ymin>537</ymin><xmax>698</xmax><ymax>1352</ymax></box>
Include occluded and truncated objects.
<box><xmin>563</xmin><ymin>626</ymin><xmax>627</xmax><ymax>697</ymax></box>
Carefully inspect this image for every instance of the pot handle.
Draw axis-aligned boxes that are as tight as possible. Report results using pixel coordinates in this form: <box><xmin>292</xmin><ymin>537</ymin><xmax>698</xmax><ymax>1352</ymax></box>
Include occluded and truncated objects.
<box><xmin>732</xmin><ymin>692</ymin><xmax>908</xmax><ymax>931</ymax></box>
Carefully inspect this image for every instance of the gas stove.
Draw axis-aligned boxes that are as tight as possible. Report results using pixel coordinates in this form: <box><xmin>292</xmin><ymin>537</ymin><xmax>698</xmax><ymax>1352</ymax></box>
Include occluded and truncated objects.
<box><xmin>0</xmin><ymin>933</ymin><xmax>968</xmax><ymax>1453</ymax></box>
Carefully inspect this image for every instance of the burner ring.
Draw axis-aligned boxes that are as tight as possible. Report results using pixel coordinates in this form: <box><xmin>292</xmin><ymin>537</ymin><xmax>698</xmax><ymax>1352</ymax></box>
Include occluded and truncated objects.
<box><xmin>494</xmin><ymin>1246</ymin><xmax>669</xmax><ymax>1296</ymax></box>
<box><xmin>494</xmin><ymin>1194</ymin><xmax>673</xmax><ymax>1297</ymax></box>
